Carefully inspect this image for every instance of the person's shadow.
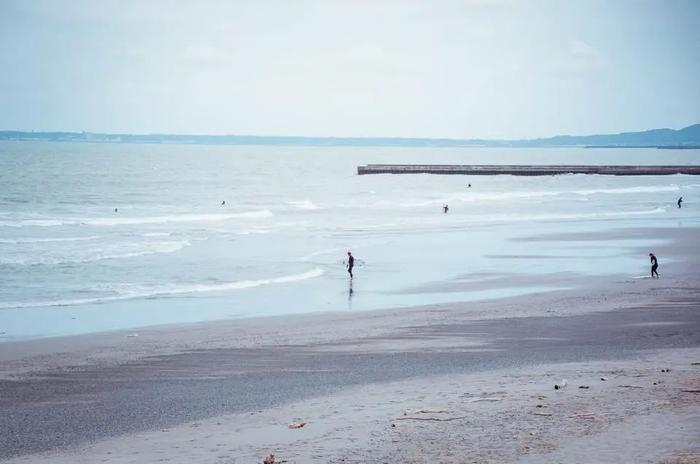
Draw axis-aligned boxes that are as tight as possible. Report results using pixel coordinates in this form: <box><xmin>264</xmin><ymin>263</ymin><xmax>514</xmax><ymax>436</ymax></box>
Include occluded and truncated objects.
<box><xmin>347</xmin><ymin>279</ymin><xmax>354</xmax><ymax>310</ymax></box>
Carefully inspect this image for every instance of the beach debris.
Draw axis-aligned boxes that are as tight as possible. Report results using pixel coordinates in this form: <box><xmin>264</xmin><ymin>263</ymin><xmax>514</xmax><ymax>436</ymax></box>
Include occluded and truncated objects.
<box><xmin>600</xmin><ymin>377</ymin><xmax>608</xmax><ymax>381</ymax></box>
<box><xmin>403</xmin><ymin>408</ymin><xmax>448</xmax><ymax>415</ymax></box>
<box><xmin>533</xmin><ymin>412</ymin><xmax>552</xmax><ymax>417</ymax></box>
<box><xmin>263</xmin><ymin>453</ymin><xmax>275</xmax><ymax>464</ymax></box>
<box><xmin>465</xmin><ymin>397</ymin><xmax>502</xmax><ymax>403</ymax></box>
<box><xmin>571</xmin><ymin>412</ymin><xmax>595</xmax><ymax>419</ymax></box>
<box><xmin>399</xmin><ymin>408</ymin><xmax>463</xmax><ymax>421</ymax></box>
<box><xmin>554</xmin><ymin>379</ymin><xmax>568</xmax><ymax>390</ymax></box>
<box><xmin>287</xmin><ymin>422</ymin><xmax>307</xmax><ymax>429</ymax></box>
<box><xmin>535</xmin><ymin>395</ymin><xmax>547</xmax><ymax>400</ymax></box>
<box><xmin>578</xmin><ymin>385</ymin><xmax>590</xmax><ymax>389</ymax></box>
<box><xmin>394</xmin><ymin>415</ymin><xmax>467</xmax><ymax>422</ymax></box>
<box><xmin>661</xmin><ymin>368</ymin><xmax>671</xmax><ymax>373</ymax></box>
<box><xmin>619</xmin><ymin>385</ymin><xmax>643</xmax><ymax>389</ymax></box>
<box><xmin>690</xmin><ymin>362</ymin><xmax>700</xmax><ymax>366</ymax></box>
<box><xmin>681</xmin><ymin>389</ymin><xmax>700</xmax><ymax>393</ymax></box>
<box><xmin>535</xmin><ymin>404</ymin><xmax>547</xmax><ymax>408</ymax></box>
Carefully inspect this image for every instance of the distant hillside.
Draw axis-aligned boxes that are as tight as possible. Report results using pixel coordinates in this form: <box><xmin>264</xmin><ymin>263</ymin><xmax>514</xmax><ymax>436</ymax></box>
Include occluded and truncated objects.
<box><xmin>1</xmin><ymin>124</ymin><xmax>699</xmax><ymax>148</ymax></box>
<box><xmin>519</xmin><ymin>123</ymin><xmax>700</xmax><ymax>148</ymax></box>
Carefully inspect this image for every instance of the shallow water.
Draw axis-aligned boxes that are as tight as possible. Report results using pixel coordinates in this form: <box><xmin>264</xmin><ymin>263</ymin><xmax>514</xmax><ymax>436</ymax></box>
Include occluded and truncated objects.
<box><xmin>0</xmin><ymin>142</ymin><xmax>698</xmax><ymax>340</ymax></box>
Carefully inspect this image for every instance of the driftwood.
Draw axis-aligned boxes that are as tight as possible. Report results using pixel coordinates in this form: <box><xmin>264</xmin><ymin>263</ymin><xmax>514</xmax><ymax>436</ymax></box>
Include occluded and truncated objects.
<box><xmin>394</xmin><ymin>416</ymin><xmax>467</xmax><ymax>422</ymax></box>
<box><xmin>287</xmin><ymin>422</ymin><xmax>306</xmax><ymax>429</ymax></box>
<box><xmin>403</xmin><ymin>408</ymin><xmax>448</xmax><ymax>415</ymax></box>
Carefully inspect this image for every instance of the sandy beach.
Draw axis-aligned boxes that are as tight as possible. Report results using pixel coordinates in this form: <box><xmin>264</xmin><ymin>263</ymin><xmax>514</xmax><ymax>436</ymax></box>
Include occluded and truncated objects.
<box><xmin>1</xmin><ymin>226</ymin><xmax>699</xmax><ymax>463</ymax></box>
<box><xmin>3</xmin><ymin>1</ymin><xmax>700</xmax><ymax>461</ymax></box>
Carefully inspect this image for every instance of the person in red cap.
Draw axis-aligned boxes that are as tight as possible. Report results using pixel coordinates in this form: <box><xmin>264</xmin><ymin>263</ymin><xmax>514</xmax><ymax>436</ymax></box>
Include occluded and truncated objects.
<box><xmin>649</xmin><ymin>253</ymin><xmax>659</xmax><ymax>278</ymax></box>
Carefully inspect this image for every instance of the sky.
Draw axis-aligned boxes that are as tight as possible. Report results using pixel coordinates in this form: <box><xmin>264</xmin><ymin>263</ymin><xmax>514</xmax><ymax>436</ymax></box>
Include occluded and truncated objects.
<box><xmin>1</xmin><ymin>0</ymin><xmax>699</xmax><ymax>139</ymax></box>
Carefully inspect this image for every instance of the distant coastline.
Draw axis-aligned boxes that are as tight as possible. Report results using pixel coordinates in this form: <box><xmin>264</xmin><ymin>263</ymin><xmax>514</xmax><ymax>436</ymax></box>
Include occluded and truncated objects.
<box><xmin>1</xmin><ymin>123</ymin><xmax>699</xmax><ymax>148</ymax></box>
<box><xmin>585</xmin><ymin>145</ymin><xmax>700</xmax><ymax>150</ymax></box>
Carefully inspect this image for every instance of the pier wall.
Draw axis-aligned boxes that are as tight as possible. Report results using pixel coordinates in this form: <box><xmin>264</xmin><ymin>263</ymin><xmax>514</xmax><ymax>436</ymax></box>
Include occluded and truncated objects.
<box><xmin>357</xmin><ymin>164</ymin><xmax>700</xmax><ymax>176</ymax></box>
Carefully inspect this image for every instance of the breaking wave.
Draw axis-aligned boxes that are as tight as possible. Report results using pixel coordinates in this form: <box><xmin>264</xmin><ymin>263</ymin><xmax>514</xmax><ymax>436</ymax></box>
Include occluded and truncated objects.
<box><xmin>0</xmin><ymin>240</ymin><xmax>190</xmax><ymax>266</ymax></box>
<box><xmin>0</xmin><ymin>267</ymin><xmax>325</xmax><ymax>309</ymax></box>
<box><xmin>0</xmin><ymin>210</ymin><xmax>273</xmax><ymax>228</ymax></box>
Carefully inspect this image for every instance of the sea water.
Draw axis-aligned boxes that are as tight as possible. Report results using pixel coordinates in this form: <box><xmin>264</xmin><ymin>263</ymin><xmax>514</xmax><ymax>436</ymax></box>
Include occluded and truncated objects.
<box><xmin>0</xmin><ymin>141</ymin><xmax>698</xmax><ymax>340</ymax></box>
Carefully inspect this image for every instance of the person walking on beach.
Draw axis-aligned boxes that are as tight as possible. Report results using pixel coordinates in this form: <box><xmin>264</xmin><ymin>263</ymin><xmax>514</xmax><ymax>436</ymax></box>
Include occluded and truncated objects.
<box><xmin>347</xmin><ymin>251</ymin><xmax>355</xmax><ymax>279</ymax></box>
<box><xmin>443</xmin><ymin>204</ymin><xmax>449</xmax><ymax>214</ymax></box>
<box><xmin>678</xmin><ymin>197</ymin><xmax>683</xmax><ymax>208</ymax></box>
<box><xmin>649</xmin><ymin>253</ymin><xmax>659</xmax><ymax>278</ymax></box>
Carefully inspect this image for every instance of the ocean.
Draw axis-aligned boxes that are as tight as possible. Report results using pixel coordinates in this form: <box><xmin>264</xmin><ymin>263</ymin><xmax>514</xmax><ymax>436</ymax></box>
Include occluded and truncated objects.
<box><xmin>0</xmin><ymin>141</ymin><xmax>698</xmax><ymax>340</ymax></box>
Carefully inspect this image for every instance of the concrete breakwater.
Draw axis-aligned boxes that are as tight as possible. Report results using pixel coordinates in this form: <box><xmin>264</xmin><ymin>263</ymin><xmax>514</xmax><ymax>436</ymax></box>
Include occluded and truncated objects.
<box><xmin>357</xmin><ymin>164</ymin><xmax>700</xmax><ymax>176</ymax></box>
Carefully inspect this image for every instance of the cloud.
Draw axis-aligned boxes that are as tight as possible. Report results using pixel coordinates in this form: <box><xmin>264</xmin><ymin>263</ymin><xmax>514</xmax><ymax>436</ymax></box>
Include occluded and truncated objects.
<box><xmin>550</xmin><ymin>40</ymin><xmax>608</xmax><ymax>77</ymax></box>
<box><xmin>182</xmin><ymin>45</ymin><xmax>230</xmax><ymax>65</ymax></box>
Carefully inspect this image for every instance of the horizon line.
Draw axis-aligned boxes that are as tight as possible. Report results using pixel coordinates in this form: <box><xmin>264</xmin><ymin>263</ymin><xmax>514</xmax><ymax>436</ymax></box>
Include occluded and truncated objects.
<box><xmin>1</xmin><ymin>121</ymin><xmax>699</xmax><ymax>143</ymax></box>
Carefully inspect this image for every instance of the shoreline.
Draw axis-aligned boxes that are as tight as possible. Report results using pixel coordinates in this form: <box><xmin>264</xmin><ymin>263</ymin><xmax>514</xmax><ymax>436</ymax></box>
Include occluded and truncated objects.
<box><xmin>1</xmin><ymin>226</ymin><xmax>694</xmax><ymax>374</ymax></box>
<box><xmin>1</xmin><ymin>225</ymin><xmax>698</xmax><ymax>462</ymax></box>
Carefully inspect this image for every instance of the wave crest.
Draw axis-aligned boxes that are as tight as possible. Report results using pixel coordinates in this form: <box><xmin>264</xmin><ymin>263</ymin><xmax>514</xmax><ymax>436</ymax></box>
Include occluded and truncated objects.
<box><xmin>0</xmin><ymin>210</ymin><xmax>273</xmax><ymax>228</ymax></box>
<box><xmin>0</xmin><ymin>267</ymin><xmax>325</xmax><ymax>310</ymax></box>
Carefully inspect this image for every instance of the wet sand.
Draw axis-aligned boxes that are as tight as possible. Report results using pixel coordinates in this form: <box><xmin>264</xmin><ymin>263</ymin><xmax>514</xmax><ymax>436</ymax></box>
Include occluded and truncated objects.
<box><xmin>1</xmin><ymin>227</ymin><xmax>699</xmax><ymax>463</ymax></box>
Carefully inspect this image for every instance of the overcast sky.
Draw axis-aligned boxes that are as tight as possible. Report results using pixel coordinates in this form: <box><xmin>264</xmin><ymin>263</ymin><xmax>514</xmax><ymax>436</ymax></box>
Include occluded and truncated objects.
<box><xmin>1</xmin><ymin>0</ymin><xmax>699</xmax><ymax>138</ymax></box>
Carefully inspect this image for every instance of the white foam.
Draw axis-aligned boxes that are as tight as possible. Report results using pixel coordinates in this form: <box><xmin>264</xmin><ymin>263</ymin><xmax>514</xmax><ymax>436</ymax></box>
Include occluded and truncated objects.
<box><xmin>0</xmin><ymin>235</ymin><xmax>100</xmax><ymax>244</ymax></box>
<box><xmin>573</xmin><ymin>185</ymin><xmax>681</xmax><ymax>195</ymax></box>
<box><xmin>0</xmin><ymin>210</ymin><xmax>273</xmax><ymax>228</ymax></box>
<box><xmin>0</xmin><ymin>267</ymin><xmax>325</xmax><ymax>309</ymax></box>
<box><xmin>0</xmin><ymin>240</ymin><xmax>190</xmax><ymax>266</ymax></box>
<box><xmin>403</xmin><ymin>185</ymin><xmax>686</xmax><ymax>207</ymax></box>
<box><xmin>494</xmin><ymin>207</ymin><xmax>668</xmax><ymax>223</ymax></box>
<box><xmin>353</xmin><ymin>207</ymin><xmax>668</xmax><ymax>232</ymax></box>
<box><xmin>234</xmin><ymin>229</ymin><xmax>272</xmax><ymax>235</ymax></box>
<box><xmin>285</xmin><ymin>200</ymin><xmax>320</xmax><ymax>210</ymax></box>
<box><xmin>0</xmin><ymin>219</ymin><xmax>64</xmax><ymax>228</ymax></box>
<box><xmin>300</xmin><ymin>247</ymin><xmax>349</xmax><ymax>262</ymax></box>
<box><xmin>82</xmin><ymin>210</ymin><xmax>274</xmax><ymax>226</ymax></box>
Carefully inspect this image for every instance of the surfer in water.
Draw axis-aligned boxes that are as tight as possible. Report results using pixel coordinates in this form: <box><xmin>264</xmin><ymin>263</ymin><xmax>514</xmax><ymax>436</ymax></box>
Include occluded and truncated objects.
<box><xmin>443</xmin><ymin>204</ymin><xmax>449</xmax><ymax>214</ymax></box>
<box><xmin>678</xmin><ymin>197</ymin><xmax>683</xmax><ymax>208</ymax></box>
<box><xmin>221</xmin><ymin>200</ymin><xmax>226</xmax><ymax>206</ymax></box>
<box><xmin>649</xmin><ymin>253</ymin><xmax>659</xmax><ymax>278</ymax></box>
<box><xmin>347</xmin><ymin>251</ymin><xmax>355</xmax><ymax>279</ymax></box>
